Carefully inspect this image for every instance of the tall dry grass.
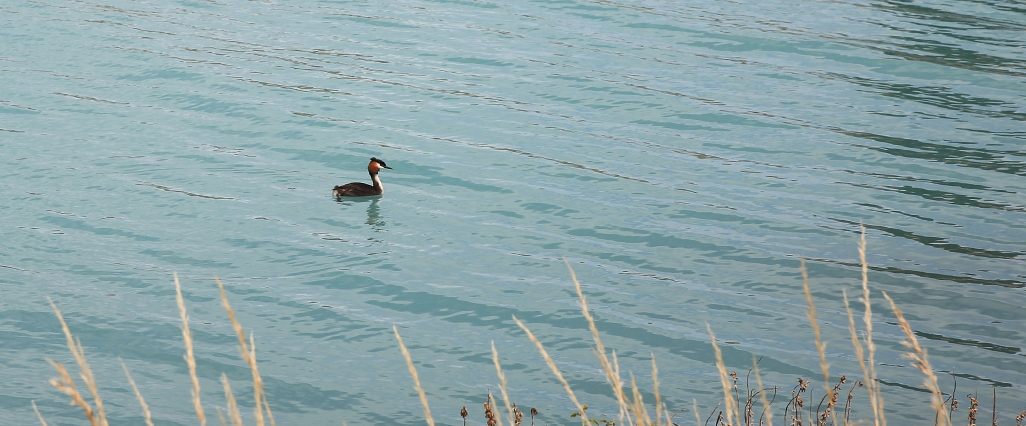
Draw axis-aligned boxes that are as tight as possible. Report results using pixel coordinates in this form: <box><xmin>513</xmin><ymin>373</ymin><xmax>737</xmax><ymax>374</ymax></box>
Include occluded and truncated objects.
<box><xmin>753</xmin><ymin>356</ymin><xmax>773</xmax><ymax>426</ymax></box>
<box><xmin>492</xmin><ymin>341</ymin><xmax>513</xmax><ymax>426</ymax></box>
<box><xmin>857</xmin><ymin>227</ymin><xmax>887</xmax><ymax>426</ymax></box>
<box><xmin>119</xmin><ymin>360</ymin><xmax>153</xmax><ymax>426</ymax></box>
<box><xmin>567</xmin><ymin>258</ymin><xmax>633</xmax><ymax>426</ymax></box>
<box><xmin>217</xmin><ymin>278</ymin><xmax>275</xmax><ymax>426</ymax></box>
<box><xmin>40</xmin><ymin>275</ymin><xmax>274</xmax><ymax>426</ymax></box>
<box><xmin>802</xmin><ymin>258</ymin><xmax>834</xmax><ymax>423</ymax></box>
<box><xmin>883</xmin><ymin>293</ymin><xmax>950</xmax><ymax>426</ymax></box>
<box><xmin>708</xmin><ymin>324</ymin><xmax>741</xmax><ymax>426</ymax></box>
<box><xmin>175</xmin><ymin>273</ymin><xmax>206</xmax><ymax>426</ymax></box>
<box><xmin>46</xmin><ymin>297</ymin><xmax>108</xmax><ymax>426</ymax></box>
<box><xmin>34</xmin><ymin>231</ymin><xmax>1021</xmax><ymax>426</ymax></box>
<box><xmin>393</xmin><ymin>325</ymin><xmax>436</xmax><ymax>426</ymax></box>
<box><xmin>512</xmin><ymin>314</ymin><xmax>589</xmax><ymax>424</ymax></box>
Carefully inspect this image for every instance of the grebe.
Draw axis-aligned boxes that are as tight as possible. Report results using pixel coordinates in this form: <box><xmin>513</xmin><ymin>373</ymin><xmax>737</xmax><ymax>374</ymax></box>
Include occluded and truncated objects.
<box><xmin>333</xmin><ymin>157</ymin><xmax>392</xmax><ymax>198</ymax></box>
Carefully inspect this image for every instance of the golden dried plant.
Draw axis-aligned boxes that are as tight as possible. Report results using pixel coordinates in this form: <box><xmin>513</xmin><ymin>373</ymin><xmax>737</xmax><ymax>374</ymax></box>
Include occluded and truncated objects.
<box><xmin>882</xmin><ymin>292</ymin><xmax>950</xmax><ymax>426</ymax></box>
<box><xmin>491</xmin><ymin>341</ymin><xmax>512</xmax><ymax>426</ymax></box>
<box><xmin>512</xmin><ymin>314</ymin><xmax>587</xmax><ymax>425</ymax></box>
<box><xmin>708</xmin><ymin>324</ymin><xmax>740</xmax><ymax>426</ymax></box>
<box><xmin>565</xmin><ymin>260</ymin><xmax>633</xmax><ymax>426</ymax></box>
<box><xmin>47</xmin><ymin>297</ymin><xmax>108</xmax><ymax>426</ymax></box>
<box><xmin>221</xmin><ymin>373</ymin><xmax>244</xmax><ymax>426</ymax></box>
<box><xmin>217</xmin><ymin>278</ymin><xmax>274</xmax><ymax>426</ymax></box>
<box><xmin>754</xmin><ymin>357</ymin><xmax>773</xmax><ymax>426</ymax></box>
<box><xmin>393</xmin><ymin>325</ymin><xmax>435</xmax><ymax>426</ymax></box>
<box><xmin>802</xmin><ymin>258</ymin><xmax>833</xmax><ymax>417</ymax></box>
<box><xmin>857</xmin><ymin>226</ymin><xmax>886</xmax><ymax>426</ymax></box>
<box><xmin>175</xmin><ymin>273</ymin><xmax>206</xmax><ymax>426</ymax></box>
<box><xmin>120</xmin><ymin>360</ymin><xmax>154</xmax><ymax>426</ymax></box>
<box><xmin>46</xmin><ymin>360</ymin><xmax>95</xmax><ymax>425</ymax></box>
<box><xmin>32</xmin><ymin>400</ymin><xmax>49</xmax><ymax>426</ymax></box>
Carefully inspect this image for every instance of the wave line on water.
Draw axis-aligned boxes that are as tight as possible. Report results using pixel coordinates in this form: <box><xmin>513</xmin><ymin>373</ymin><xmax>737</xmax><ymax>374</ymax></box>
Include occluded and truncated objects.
<box><xmin>135</xmin><ymin>182</ymin><xmax>236</xmax><ymax>200</ymax></box>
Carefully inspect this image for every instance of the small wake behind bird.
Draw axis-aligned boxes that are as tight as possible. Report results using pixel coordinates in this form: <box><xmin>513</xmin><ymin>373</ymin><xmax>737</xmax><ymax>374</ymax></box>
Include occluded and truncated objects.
<box><xmin>333</xmin><ymin>157</ymin><xmax>392</xmax><ymax>199</ymax></box>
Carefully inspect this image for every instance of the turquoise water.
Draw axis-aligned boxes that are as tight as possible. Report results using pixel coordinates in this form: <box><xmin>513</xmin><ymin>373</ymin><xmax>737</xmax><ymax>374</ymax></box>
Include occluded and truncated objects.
<box><xmin>2</xmin><ymin>0</ymin><xmax>1024</xmax><ymax>424</ymax></box>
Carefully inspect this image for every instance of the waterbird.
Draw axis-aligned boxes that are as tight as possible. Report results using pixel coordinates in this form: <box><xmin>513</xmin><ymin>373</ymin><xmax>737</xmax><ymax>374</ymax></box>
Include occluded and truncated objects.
<box><xmin>333</xmin><ymin>157</ymin><xmax>392</xmax><ymax>198</ymax></box>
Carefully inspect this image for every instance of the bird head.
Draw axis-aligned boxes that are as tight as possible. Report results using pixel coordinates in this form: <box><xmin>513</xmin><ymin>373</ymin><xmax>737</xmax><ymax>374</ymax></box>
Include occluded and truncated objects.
<box><xmin>368</xmin><ymin>157</ymin><xmax>392</xmax><ymax>174</ymax></box>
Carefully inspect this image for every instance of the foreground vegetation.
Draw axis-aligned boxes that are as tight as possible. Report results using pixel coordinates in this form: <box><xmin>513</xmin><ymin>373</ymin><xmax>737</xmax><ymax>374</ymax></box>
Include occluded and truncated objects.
<box><xmin>34</xmin><ymin>230</ymin><xmax>1026</xmax><ymax>426</ymax></box>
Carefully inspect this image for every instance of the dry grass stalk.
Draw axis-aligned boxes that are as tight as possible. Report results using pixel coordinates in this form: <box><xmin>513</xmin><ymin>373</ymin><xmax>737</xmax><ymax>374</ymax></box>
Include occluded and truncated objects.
<box><xmin>47</xmin><ymin>359</ymin><xmax>95</xmax><ymax>424</ymax></box>
<box><xmin>628</xmin><ymin>372</ymin><xmax>652</xmax><ymax>426</ymax></box>
<box><xmin>882</xmin><ymin>293</ymin><xmax>950</xmax><ymax>426</ymax></box>
<box><xmin>217</xmin><ymin>408</ymin><xmax>228</xmax><ymax>426</ymax></box>
<box><xmin>652</xmin><ymin>355</ymin><xmax>663</xmax><ymax>426</ymax></box>
<box><xmin>217</xmin><ymin>278</ymin><xmax>274</xmax><ymax>426</ymax></box>
<box><xmin>857</xmin><ymin>227</ymin><xmax>886</xmax><ymax>426</ymax></box>
<box><xmin>120</xmin><ymin>359</ymin><xmax>154</xmax><ymax>426</ymax></box>
<box><xmin>32</xmin><ymin>400</ymin><xmax>49</xmax><ymax>426</ymax></box>
<box><xmin>47</xmin><ymin>297</ymin><xmax>108</xmax><ymax>426</ymax></box>
<box><xmin>801</xmin><ymin>259</ymin><xmax>833</xmax><ymax>411</ymax></box>
<box><xmin>693</xmin><ymin>399</ymin><xmax>702</xmax><ymax>426</ymax></box>
<box><xmin>252</xmin><ymin>334</ymin><xmax>276</xmax><ymax>426</ymax></box>
<box><xmin>261</xmin><ymin>384</ymin><xmax>275</xmax><ymax>426</ymax></box>
<box><xmin>175</xmin><ymin>273</ymin><xmax>207</xmax><ymax>426</ymax></box>
<box><xmin>511</xmin><ymin>314</ymin><xmax>588</xmax><ymax>425</ymax></box>
<box><xmin>488</xmin><ymin>392</ymin><xmax>503</xmax><ymax>426</ymax></box>
<box><xmin>73</xmin><ymin>350</ymin><xmax>107</xmax><ymax>426</ymax></box>
<box><xmin>491</xmin><ymin>341</ymin><xmax>512</xmax><ymax>426</ymax></box>
<box><xmin>611</xmin><ymin>350</ymin><xmax>631</xmax><ymax>426</ymax></box>
<box><xmin>565</xmin><ymin>261</ymin><xmax>633</xmax><ymax>426</ymax></box>
<box><xmin>754</xmin><ymin>357</ymin><xmax>773</xmax><ymax>426</ymax></box>
<box><xmin>707</xmin><ymin>324</ymin><xmax>740</xmax><ymax>426</ymax></box>
<box><xmin>393</xmin><ymin>325</ymin><xmax>436</xmax><ymax>426</ymax></box>
<box><xmin>842</xmin><ymin>289</ymin><xmax>873</xmax><ymax>426</ymax></box>
<box><xmin>221</xmin><ymin>373</ymin><xmax>244</xmax><ymax>426</ymax></box>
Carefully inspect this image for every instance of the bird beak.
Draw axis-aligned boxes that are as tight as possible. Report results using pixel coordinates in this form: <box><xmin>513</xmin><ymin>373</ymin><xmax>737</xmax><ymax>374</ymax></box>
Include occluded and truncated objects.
<box><xmin>383</xmin><ymin>165</ymin><xmax>392</xmax><ymax>169</ymax></box>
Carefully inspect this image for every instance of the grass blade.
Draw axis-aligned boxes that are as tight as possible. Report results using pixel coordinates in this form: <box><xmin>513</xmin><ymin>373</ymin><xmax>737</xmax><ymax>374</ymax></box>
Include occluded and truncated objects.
<box><xmin>394</xmin><ymin>326</ymin><xmax>435</xmax><ymax>426</ymax></box>
<box><xmin>175</xmin><ymin>273</ymin><xmax>207</xmax><ymax>426</ymax></box>
<box><xmin>512</xmin><ymin>315</ymin><xmax>587</xmax><ymax>425</ymax></box>
<box><xmin>120</xmin><ymin>359</ymin><xmax>154</xmax><ymax>426</ymax></box>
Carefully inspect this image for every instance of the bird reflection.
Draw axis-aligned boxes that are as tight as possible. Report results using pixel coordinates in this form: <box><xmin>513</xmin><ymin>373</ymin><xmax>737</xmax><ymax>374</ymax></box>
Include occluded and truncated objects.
<box><xmin>335</xmin><ymin>195</ymin><xmax>385</xmax><ymax>230</ymax></box>
<box><xmin>365</xmin><ymin>197</ymin><xmax>384</xmax><ymax>229</ymax></box>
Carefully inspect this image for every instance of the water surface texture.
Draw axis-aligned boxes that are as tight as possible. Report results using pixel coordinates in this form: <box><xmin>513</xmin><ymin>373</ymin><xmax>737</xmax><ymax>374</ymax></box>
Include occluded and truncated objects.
<box><xmin>2</xmin><ymin>0</ymin><xmax>1025</xmax><ymax>424</ymax></box>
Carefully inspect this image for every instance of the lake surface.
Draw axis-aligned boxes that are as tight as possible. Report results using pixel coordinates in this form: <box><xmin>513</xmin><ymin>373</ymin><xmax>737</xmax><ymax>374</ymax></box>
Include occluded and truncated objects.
<box><xmin>2</xmin><ymin>0</ymin><xmax>1024</xmax><ymax>424</ymax></box>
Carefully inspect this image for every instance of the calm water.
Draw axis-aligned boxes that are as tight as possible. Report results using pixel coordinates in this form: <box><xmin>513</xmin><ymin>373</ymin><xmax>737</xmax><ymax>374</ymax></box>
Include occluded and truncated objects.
<box><xmin>2</xmin><ymin>0</ymin><xmax>1024</xmax><ymax>424</ymax></box>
